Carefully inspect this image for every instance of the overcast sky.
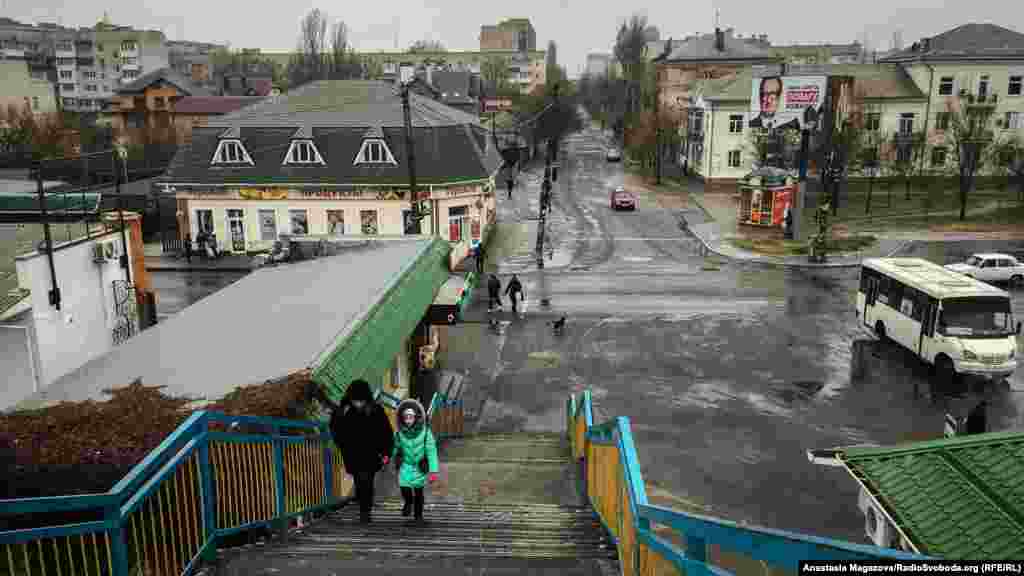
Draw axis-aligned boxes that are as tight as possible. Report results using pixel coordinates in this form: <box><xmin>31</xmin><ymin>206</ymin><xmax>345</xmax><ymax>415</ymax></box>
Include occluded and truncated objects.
<box><xmin>5</xmin><ymin>0</ymin><xmax>1021</xmax><ymax>78</ymax></box>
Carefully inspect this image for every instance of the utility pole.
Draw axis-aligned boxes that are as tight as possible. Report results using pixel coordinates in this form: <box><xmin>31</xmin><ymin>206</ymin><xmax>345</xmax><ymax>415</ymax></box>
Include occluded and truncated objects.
<box><xmin>655</xmin><ymin>80</ymin><xmax>661</xmax><ymax>185</ymax></box>
<box><xmin>536</xmin><ymin>83</ymin><xmax>559</xmax><ymax>269</ymax></box>
<box><xmin>401</xmin><ymin>83</ymin><xmax>426</xmax><ymax>234</ymax></box>
<box><xmin>114</xmin><ymin>146</ymin><xmax>131</xmax><ymax>285</ymax></box>
<box><xmin>37</xmin><ymin>160</ymin><xmax>60</xmax><ymax>310</ymax></box>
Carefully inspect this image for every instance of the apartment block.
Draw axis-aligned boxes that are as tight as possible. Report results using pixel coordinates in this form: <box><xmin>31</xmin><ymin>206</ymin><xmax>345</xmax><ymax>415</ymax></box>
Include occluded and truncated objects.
<box><xmin>0</xmin><ymin>16</ymin><xmax>169</xmax><ymax>114</ymax></box>
<box><xmin>480</xmin><ymin>18</ymin><xmax>536</xmax><ymax>52</ymax></box>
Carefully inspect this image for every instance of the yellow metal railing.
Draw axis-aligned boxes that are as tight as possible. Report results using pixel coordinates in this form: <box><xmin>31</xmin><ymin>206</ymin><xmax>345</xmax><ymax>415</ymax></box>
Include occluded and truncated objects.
<box><xmin>1</xmin><ymin>412</ymin><xmax>355</xmax><ymax>576</ymax></box>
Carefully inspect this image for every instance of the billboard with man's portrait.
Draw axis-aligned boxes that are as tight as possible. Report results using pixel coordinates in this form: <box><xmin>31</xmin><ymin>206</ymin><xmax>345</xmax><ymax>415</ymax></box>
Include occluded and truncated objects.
<box><xmin>749</xmin><ymin>76</ymin><xmax>828</xmax><ymax>131</ymax></box>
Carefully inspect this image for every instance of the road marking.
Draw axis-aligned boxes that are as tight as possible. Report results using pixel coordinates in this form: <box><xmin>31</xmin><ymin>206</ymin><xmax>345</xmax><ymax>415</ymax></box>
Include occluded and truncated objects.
<box><xmin>622</xmin><ymin>256</ymin><xmax>653</xmax><ymax>262</ymax></box>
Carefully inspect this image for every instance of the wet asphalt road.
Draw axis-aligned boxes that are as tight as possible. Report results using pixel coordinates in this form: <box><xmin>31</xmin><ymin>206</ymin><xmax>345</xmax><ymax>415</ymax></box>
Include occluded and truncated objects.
<box><xmin>444</xmin><ymin>122</ymin><xmax>1024</xmax><ymax>544</ymax></box>
<box><xmin>150</xmin><ymin>270</ymin><xmax>248</xmax><ymax>320</ymax></box>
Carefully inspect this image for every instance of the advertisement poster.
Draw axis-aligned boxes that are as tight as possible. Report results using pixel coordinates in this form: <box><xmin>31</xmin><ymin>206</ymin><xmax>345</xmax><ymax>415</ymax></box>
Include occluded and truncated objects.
<box><xmin>772</xmin><ymin>186</ymin><xmax>794</xmax><ymax>226</ymax></box>
<box><xmin>749</xmin><ymin>76</ymin><xmax>827</xmax><ymax>131</ymax></box>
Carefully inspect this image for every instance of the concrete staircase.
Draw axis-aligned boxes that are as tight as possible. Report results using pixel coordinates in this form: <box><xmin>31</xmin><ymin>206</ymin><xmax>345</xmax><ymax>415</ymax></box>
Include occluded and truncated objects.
<box><xmin>215</xmin><ymin>432</ymin><xmax>619</xmax><ymax>575</ymax></box>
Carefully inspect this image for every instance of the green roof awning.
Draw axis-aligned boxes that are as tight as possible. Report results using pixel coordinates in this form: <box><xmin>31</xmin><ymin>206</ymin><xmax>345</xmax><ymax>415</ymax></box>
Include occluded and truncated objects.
<box><xmin>0</xmin><ymin>193</ymin><xmax>102</xmax><ymax>214</ymax></box>
<box><xmin>835</xmin><ymin>430</ymin><xmax>1024</xmax><ymax>559</ymax></box>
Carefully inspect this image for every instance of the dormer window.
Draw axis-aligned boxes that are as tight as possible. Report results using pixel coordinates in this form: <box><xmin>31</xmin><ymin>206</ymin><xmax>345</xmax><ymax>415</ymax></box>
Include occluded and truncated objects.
<box><xmin>284</xmin><ymin>139</ymin><xmax>325</xmax><ymax>165</ymax></box>
<box><xmin>354</xmin><ymin>138</ymin><xmax>397</xmax><ymax>165</ymax></box>
<box><xmin>211</xmin><ymin>139</ymin><xmax>254</xmax><ymax>165</ymax></box>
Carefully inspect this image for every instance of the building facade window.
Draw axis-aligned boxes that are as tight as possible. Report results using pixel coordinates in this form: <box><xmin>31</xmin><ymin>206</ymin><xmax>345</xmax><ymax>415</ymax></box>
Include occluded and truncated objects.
<box><xmin>866</xmin><ymin>113</ymin><xmax>881</xmax><ymax>132</ymax></box>
<box><xmin>938</xmin><ymin>76</ymin><xmax>954</xmax><ymax>95</ymax></box>
<box><xmin>212</xmin><ymin>140</ymin><xmax>253</xmax><ymax>164</ymax></box>
<box><xmin>729</xmin><ymin>114</ymin><xmax>744</xmax><ymax>134</ymax></box>
<box><xmin>448</xmin><ymin>205</ymin><xmax>468</xmax><ymax>242</ymax></box>
<box><xmin>32</xmin><ymin>96</ymin><xmax>39</xmax><ymax>110</ymax></box>
<box><xmin>153</xmin><ymin>97</ymin><xmax>165</xmax><ymax>108</ymax></box>
<box><xmin>978</xmin><ymin>75</ymin><xmax>990</xmax><ymax>99</ymax></box>
<box><xmin>258</xmin><ymin>209</ymin><xmax>277</xmax><ymax>241</ymax></box>
<box><xmin>327</xmin><ymin>210</ymin><xmax>345</xmax><ymax>236</ymax></box>
<box><xmin>60</xmin><ymin>84</ymin><xmax>74</xmax><ymax>92</ymax></box>
<box><xmin>1010</xmin><ymin>76</ymin><xmax>1023</xmax><ymax>96</ymax></box>
<box><xmin>354</xmin><ymin>139</ymin><xmax>397</xmax><ymax>164</ymax></box>
<box><xmin>289</xmin><ymin>209</ymin><xmax>309</xmax><ymax>234</ymax></box>
<box><xmin>935</xmin><ymin>112</ymin><xmax>950</xmax><ymax>131</ymax></box>
<box><xmin>285</xmin><ymin>140</ymin><xmax>325</xmax><ymax>164</ymax></box>
<box><xmin>728</xmin><ymin>150</ymin><xmax>741</xmax><ymax>168</ymax></box>
<box><xmin>123</xmin><ymin>70</ymin><xmax>139</xmax><ymax>80</ymax></box>
<box><xmin>898</xmin><ymin>113</ymin><xmax>915</xmax><ymax>135</ymax></box>
<box><xmin>931</xmin><ymin>146</ymin><xmax>947</xmax><ymax>167</ymax></box>
<box><xmin>896</xmin><ymin>146</ymin><xmax>911</xmax><ymax>163</ymax></box>
<box><xmin>86</xmin><ymin>84</ymin><xmax>97</xmax><ymax>92</ymax></box>
<box><xmin>63</xmin><ymin>98</ymin><xmax>75</xmax><ymax>108</ymax></box>
<box><xmin>121</xmin><ymin>41</ymin><xmax>137</xmax><ymax>51</ymax></box>
<box><xmin>1006</xmin><ymin>112</ymin><xmax>1022</xmax><ymax>130</ymax></box>
<box><xmin>59</xmin><ymin>70</ymin><xmax>73</xmax><ymax>80</ymax></box>
<box><xmin>360</xmin><ymin>209</ymin><xmax>379</xmax><ymax>235</ymax></box>
<box><xmin>195</xmin><ymin>209</ymin><xmax>214</xmax><ymax>235</ymax></box>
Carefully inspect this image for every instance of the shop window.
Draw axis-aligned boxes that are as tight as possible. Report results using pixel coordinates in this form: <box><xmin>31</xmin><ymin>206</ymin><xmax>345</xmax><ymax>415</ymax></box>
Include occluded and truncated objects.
<box><xmin>258</xmin><ymin>209</ymin><xmax>277</xmax><ymax>241</ymax></box>
<box><xmin>448</xmin><ymin>205</ymin><xmax>468</xmax><ymax>242</ymax></box>
<box><xmin>360</xmin><ymin>209</ymin><xmax>379</xmax><ymax>235</ymax></box>
<box><xmin>289</xmin><ymin>209</ymin><xmax>308</xmax><ymax>234</ymax></box>
<box><xmin>327</xmin><ymin>210</ymin><xmax>345</xmax><ymax>236</ymax></box>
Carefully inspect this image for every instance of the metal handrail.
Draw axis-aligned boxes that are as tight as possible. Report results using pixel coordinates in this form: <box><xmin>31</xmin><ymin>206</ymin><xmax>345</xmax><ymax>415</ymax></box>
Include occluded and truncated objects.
<box><xmin>0</xmin><ymin>410</ymin><xmax>346</xmax><ymax>576</ymax></box>
<box><xmin>566</xmin><ymin>390</ymin><xmax>930</xmax><ymax>575</ymax></box>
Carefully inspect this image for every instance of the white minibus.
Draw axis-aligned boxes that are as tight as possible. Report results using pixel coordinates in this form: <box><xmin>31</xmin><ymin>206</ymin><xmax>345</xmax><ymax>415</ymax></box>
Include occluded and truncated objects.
<box><xmin>857</xmin><ymin>258</ymin><xmax>1021</xmax><ymax>390</ymax></box>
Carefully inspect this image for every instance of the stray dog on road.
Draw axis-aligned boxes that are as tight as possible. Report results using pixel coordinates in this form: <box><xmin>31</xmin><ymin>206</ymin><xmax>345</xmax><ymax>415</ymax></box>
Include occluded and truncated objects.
<box><xmin>548</xmin><ymin>316</ymin><xmax>567</xmax><ymax>335</ymax></box>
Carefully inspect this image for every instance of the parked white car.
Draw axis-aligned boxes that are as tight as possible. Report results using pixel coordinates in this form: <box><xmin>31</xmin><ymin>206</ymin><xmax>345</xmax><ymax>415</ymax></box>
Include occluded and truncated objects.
<box><xmin>945</xmin><ymin>253</ymin><xmax>1024</xmax><ymax>285</ymax></box>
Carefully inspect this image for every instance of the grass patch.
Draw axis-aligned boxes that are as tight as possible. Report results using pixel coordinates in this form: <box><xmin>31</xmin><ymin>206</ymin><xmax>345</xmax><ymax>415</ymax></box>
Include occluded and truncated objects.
<box><xmin>806</xmin><ymin>183</ymin><xmax>1016</xmax><ymax>228</ymax></box>
<box><xmin>851</xmin><ymin>201</ymin><xmax>1024</xmax><ymax>233</ymax></box>
<box><xmin>729</xmin><ymin>235</ymin><xmax>877</xmax><ymax>256</ymax></box>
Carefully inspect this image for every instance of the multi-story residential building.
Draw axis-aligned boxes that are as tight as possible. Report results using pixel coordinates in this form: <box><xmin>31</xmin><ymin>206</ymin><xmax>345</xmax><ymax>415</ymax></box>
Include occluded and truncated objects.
<box><xmin>0</xmin><ymin>15</ymin><xmax>169</xmax><ymax>114</ymax></box>
<box><xmin>879</xmin><ymin>23</ymin><xmax>1024</xmax><ymax>175</ymax></box>
<box><xmin>480</xmin><ymin>18</ymin><xmax>536</xmax><ymax>52</ymax></box>
<box><xmin>0</xmin><ymin>60</ymin><xmax>58</xmax><ymax>116</ymax></box>
<box><xmin>159</xmin><ymin>80</ymin><xmax>501</xmax><ymax>267</ymax></box>
<box><xmin>653</xmin><ymin>27</ymin><xmax>782</xmax><ymax>170</ymax></box>
<box><xmin>585</xmin><ymin>53</ymin><xmax>612</xmax><ymax>77</ymax></box>
<box><xmin>690</xmin><ymin>64</ymin><xmax>928</xmax><ymax>188</ymax></box>
<box><xmin>167</xmin><ymin>40</ymin><xmax>226</xmax><ymax>87</ymax></box>
<box><xmin>341</xmin><ymin>49</ymin><xmax>546</xmax><ymax>95</ymax></box>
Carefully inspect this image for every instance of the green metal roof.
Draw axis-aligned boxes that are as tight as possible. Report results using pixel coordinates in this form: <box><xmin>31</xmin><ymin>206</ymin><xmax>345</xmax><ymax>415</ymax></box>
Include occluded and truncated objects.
<box><xmin>839</xmin><ymin>430</ymin><xmax>1024</xmax><ymax>559</ymax></box>
<box><xmin>0</xmin><ymin>193</ymin><xmax>102</xmax><ymax>214</ymax></box>
<box><xmin>311</xmin><ymin>236</ymin><xmax>452</xmax><ymax>402</ymax></box>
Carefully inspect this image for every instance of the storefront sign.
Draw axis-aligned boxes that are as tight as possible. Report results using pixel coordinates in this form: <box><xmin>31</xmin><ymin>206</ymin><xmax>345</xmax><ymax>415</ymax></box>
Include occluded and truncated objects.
<box><xmin>237</xmin><ymin>188</ymin><xmax>289</xmax><ymax>200</ymax></box>
<box><xmin>375</xmin><ymin>189</ymin><xmax>404</xmax><ymax>201</ymax></box>
<box><xmin>299</xmin><ymin>189</ymin><xmax>369</xmax><ymax>200</ymax></box>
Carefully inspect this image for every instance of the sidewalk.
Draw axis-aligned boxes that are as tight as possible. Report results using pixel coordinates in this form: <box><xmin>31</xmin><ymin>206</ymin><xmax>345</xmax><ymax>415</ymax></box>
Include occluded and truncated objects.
<box><xmin>629</xmin><ymin>172</ymin><xmax>912</xmax><ymax>269</ymax></box>
<box><xmin>143</xmin><ymin>243</ymin><xmax>259</xmax><ymax>272</ymax></box>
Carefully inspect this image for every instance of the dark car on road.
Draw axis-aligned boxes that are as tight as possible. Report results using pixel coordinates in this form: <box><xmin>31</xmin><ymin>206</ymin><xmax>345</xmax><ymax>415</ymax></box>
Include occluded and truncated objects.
<box><xmin>610</xmin><ymin>186</ymin><xmax>637</xmax><ymax>211</ymax></box>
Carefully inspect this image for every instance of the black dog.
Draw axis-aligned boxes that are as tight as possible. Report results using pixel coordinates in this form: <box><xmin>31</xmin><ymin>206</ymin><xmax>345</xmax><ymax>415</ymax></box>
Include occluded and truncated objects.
<box><xmin>549</xmin><ymin>316</ymin><xmax>567</xmax><ymax>334</ymax></box>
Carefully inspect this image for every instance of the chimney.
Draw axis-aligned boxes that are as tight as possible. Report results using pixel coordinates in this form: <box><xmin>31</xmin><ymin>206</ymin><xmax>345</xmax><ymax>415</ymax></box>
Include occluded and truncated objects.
<box><xmin>715</xmin><ymin>27</ymin><xmax>725</xmax><ymax>52</ymax></box>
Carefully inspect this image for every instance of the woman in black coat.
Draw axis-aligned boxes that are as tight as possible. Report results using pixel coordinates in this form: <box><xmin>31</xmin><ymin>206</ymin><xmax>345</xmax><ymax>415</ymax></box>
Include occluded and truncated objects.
<box><xmin>328</xmin><ymin>379</ymin><xmax>395</xmax><ymax>524</ymax></box>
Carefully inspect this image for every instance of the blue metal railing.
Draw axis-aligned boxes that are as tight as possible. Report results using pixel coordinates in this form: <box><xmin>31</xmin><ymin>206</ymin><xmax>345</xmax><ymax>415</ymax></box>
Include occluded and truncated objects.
<box><xmin>1</xmin><ymin>411</ymin><xmax>348</xmax><ymax>576</ymax></box>
<box><xmin>566</xmin><ymin>389</ymin><xmax>932</xmax><ymax>575</ymax></box>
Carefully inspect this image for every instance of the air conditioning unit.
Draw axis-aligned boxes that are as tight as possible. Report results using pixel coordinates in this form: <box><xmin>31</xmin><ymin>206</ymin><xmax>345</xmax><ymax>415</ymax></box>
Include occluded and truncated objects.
<box><xmin>859</xmin><ymin>487</ymin><xmax>899</xmax><ymax>548</ymax></box>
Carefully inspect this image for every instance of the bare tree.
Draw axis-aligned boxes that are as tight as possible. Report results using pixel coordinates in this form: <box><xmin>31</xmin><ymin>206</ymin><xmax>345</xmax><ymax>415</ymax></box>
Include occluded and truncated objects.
<box><xmin>288</xmin><ymin>8</ymin><xmax>328</xmax><ymax>88</ymax></box>
<box><xmin>947</xmin><ymin>91</ymin><xmax>1003</xmax><ymax>220</ymax></box>
<box><xmin>329</xmin><ymin>21</ymin><xmax>361</xmax><ymax>79</ymax></box>
<box><xmin>993</xmin><ymin>136</ymin><xmax>1024</xmax><ymax>201</ymax></box>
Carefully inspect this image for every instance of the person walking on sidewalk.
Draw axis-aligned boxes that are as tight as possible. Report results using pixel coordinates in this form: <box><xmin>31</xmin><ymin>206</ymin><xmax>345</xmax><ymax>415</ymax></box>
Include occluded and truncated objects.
<box><xmin>329</xmin><ymin>379</ymin><xmax>394</xmax><ymax>524</ymax></box>
<box><xmin>391</xmin><ymin>398</ymin><xmax>439</xmax><ymax>524</ymax></box>
<box><xmin>505</xmin><ymin>274</ymin><xmax>524</xmax><ymax>315</ymax></box>
<box><xmin>475</xmin><ymin>242</ymin><xmax>486</xmax><ymax>274</ymax></box>
<box><xmin>487</xmin><ymin>273</ymin><xmax>503</xmax><ymax>311</ymax></box>
<box><xmin>183</xmin><ymin>233</ymin><xmax>193</xmax><ymax>263</ymax></box>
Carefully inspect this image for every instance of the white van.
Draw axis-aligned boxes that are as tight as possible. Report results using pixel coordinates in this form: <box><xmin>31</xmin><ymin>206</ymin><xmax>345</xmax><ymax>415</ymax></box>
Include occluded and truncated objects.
<box><xmin>857</xmin><ymin>258</ymin><xmax>1021</xmax><ymax>390</ymax></box>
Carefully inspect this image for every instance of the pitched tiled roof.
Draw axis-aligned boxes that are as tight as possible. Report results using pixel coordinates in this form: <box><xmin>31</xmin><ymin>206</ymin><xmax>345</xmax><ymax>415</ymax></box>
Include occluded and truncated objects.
<box><xmin>116</xmin><ymin>67</ymin><xmax>211</xmax><ymax>96</ymax></box>
<box><xmin>172</xmin><ymin>96</ymin><xmax>265</xmax><ymax>115</ymax></box>
<box><xmin>703</xmin><ymin>65</ymin><xmax>925</xmax><ymax>102</ymax></box>
<box><xmin>162</xmin><ymin>81</ymin><xmax>502</xmax><ymax>186</ymax></box>
<box><xmin>659</xmin><ymin>31</ymin><xmax>779</xmax><ymax>62</ymax></box>
<box><xmin>881</xmin><ymin>23</ymin><xmax>1024</xmax><ymax>62</ymax></box>
<box><xmin>836</xmin><ymin>430</ymin><xmax>1024</xmax><ymax>559</ymax></box>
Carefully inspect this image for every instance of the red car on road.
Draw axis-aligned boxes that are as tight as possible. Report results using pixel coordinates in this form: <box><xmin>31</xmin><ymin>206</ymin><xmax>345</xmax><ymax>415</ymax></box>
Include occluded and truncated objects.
<box><xmin>610</xmin><ymin>186</ymin><xmax>637</xmax><ymax>211</ymax></box>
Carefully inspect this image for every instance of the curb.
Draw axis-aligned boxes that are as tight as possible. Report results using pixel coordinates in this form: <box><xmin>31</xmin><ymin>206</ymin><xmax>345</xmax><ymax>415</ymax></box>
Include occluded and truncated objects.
<box><xmin>678</xmin><ymin>210</ymin><xmax>916</xmax><ymax>269</ymax></box>
<box><xmin>146</xmin><ymin>265</ymin><xmax>256</xmax><ymax>272</ymax></box>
